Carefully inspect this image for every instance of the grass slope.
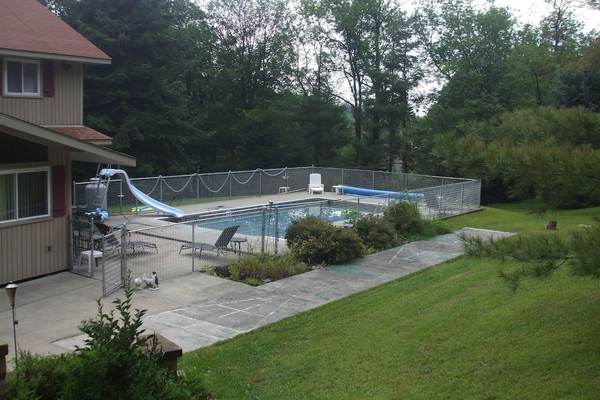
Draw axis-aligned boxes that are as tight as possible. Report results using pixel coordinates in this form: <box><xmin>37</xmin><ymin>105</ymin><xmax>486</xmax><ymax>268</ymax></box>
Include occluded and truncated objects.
<box><xmin>182</xmin><ymin>202</ymin><xmax>600</xmax><ymax>399</ymax></box>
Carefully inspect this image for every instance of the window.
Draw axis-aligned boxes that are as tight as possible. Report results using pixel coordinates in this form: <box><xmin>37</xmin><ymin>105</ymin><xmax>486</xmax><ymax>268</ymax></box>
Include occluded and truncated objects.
<box><xmin>0</xmin><ymin>168</ymin><xmax>51</xmax><ymax>223</ymax></box>
<box><xmin>3</xmin><ymin>59</ymin><xmax>40</xmax><ymax>96</ymax></box>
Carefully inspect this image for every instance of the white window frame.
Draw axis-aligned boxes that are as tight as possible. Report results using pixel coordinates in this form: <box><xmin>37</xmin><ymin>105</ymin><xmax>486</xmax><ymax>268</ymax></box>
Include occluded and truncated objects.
<box><xmin>3</xmin><ymin>58</ymin><xmax>41</xmax><ymax>97</ymax></box>
<box><xmin>0</xmin><ymin>166</ymin><xmax>52</xmax><ymax>224</ymax></box>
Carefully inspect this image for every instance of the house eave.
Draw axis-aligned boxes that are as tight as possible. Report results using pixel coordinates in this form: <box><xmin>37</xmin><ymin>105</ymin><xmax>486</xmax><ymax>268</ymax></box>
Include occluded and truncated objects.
<box><xmin>0</xmin><ymin>48</ymin><xmax>111</xmax><ymax>64</ymax></box>
<box><xmin>0</xmin><ymin>113</ymin><xmax>135</xmax><ymax>167</ymax></box>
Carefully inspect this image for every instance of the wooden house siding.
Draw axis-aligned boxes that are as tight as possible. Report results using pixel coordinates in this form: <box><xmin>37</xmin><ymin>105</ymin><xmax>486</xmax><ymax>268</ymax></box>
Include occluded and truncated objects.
<box><xmin>0</xmin><ymin>144</ymin><xmax>71</xmax><ymax>284</ymax></box>
<box><xmin>0</xmin><ymin>61</ymin><xmax>82</xmax><ymax>126</ymax></box>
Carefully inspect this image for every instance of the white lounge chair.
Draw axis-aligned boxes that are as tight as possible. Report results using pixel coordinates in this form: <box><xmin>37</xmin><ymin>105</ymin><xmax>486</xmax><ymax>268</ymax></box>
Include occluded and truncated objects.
<box><xmin>308</xmin><ymin>173</ymin><xmax>324</xmax><ymax>194</ymax></box>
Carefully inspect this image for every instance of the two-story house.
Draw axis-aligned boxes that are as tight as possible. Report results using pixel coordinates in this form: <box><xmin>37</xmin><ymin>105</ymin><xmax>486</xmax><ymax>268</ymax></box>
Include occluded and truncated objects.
<box><xmin>0</xmin><ymin>0</ymin><xmax>135</xmax><ymax>283</ymax></box>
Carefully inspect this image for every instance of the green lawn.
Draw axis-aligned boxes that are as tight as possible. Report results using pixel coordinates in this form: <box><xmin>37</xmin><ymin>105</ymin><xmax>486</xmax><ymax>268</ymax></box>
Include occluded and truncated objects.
<box><xmin>181</xmin><ymin>202</ymin><xmax>600</xmax><ymax>399</ymax></box>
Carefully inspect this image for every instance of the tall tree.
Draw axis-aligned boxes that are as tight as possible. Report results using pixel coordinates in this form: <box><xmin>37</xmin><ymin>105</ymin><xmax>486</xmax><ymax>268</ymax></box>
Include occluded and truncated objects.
<box><xmin>45</xmin><ymin>0</ymin><xmax>209</xmax><ymax>175</ymax></box>
<box><xmin>415</xmin><ymin>1</ymin><xmax>516</xmax><ymax>131</ymax></box>
<box><xmin>541</xmin><ymin>0</ymin><xmax>583</xmax><ymax>56</ymax></box>
<box><xmin>207</xmin><ymin>0</ymin><xmax>296</xmax><ymax>110</ymax></box>
<box><xmin>302</xmin><ymin>0</ymin><xmax>372</xmax><ymax>162</ymax></box>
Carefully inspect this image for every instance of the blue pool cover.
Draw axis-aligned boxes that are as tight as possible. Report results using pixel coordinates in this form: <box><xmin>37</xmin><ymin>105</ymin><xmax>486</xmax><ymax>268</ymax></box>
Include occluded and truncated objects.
<box><xmin>337</xmin><ymin>185</ymin><xmax>424</xmax><ymax>201</ymax></box>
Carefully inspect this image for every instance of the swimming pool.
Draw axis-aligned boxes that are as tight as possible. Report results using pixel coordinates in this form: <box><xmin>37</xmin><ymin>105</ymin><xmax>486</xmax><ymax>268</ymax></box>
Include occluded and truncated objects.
<box><xmin>191</xmin><ymin>203</ymin><xmax>366</xmax><ymax>237</ymax></box>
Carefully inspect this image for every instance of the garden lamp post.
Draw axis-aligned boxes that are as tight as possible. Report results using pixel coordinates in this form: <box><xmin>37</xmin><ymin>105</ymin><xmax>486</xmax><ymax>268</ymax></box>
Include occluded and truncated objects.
<box><xmin>5</xmin><ymin>282</ymin><xmax>18</xmax><ymax>368</ymax></box>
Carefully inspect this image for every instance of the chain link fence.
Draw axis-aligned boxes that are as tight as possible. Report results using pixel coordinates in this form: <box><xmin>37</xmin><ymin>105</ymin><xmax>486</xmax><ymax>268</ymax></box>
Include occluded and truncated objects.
<box><xmin>74</xmin><ymin>166</ymin><xmax>479</xmax><ymax>217</ymax></box>
<box><xmin>124</xmin><ymin>197</ymin><xmax>389</xmax><ymax>283</ymax></box>
<box><xmin>72</xmin><ymin>168</ymin><xmax>481</xmax><ymax>289</ymax></box>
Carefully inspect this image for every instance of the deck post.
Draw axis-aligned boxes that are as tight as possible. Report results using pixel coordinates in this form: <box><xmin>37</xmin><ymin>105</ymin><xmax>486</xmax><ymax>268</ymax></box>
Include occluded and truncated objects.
<box><xmin>72</xmin><ymin>180</ymin><xmax>77</xmax><ymax>209</ymax></box>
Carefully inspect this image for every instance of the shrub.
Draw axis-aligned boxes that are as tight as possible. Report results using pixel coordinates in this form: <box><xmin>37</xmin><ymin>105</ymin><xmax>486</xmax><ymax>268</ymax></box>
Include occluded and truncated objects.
<box><xmin>420</xmin><ymin>220</ymin><xmax>451</xmax><ymax>239</ymax></box>
<box><xmin>383</xmin><ymin>202</ymin><xmax>424</xmax><ymax>236</ymax></box>
<box><xmin>7</xmin><ymin>352</ymin><xmax>73</xmax><ymax>400</ymax></box>
<box><xmin>286</xmin><ymin>217</ymin><xmax>365</xmax><ymax>265</ymax></box>
<box><xmin>353</xmin><ymin>215</ymin><xmax>398</xmax><ymax>251</ymax></box>
<box><xmin>285</xmin><ymin>216</ymin><xmax>335</xmax><ymax>248</ymax></box>
<box><xmin>228</xmin><ymin>252</ymin><xmax>307</xmax><ymax>284</ymax></box>
<box><xmin>571</xmin><ymin>223</ymin><xmax>600</xmax><ymax>277</ymax></box>
<box><xmin>7</xmin><ymin>284</ymin><xmax>212</xmax><ymax>400</ymax></box>
<box><xmin>330</xmin><ymin>228</ymin><xmax>367</xmax><ymax>263</ymax></box>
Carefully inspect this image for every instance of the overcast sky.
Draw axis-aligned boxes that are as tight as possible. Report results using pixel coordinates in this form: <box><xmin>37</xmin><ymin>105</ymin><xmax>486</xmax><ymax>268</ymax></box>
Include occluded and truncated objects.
<box><xmin>408</xmin><ymin>0</ymin><xmax>600</xmax><ymax>32</ymax></box>
<box><xmin>403</xmin><ymin>0</ymin><xmax>600</xmax><ymax>113</ymax></box>
<box><xmin>484</xmin><ymin>0</ymin><xmax>599</xmax><ymax>31</ymax></box>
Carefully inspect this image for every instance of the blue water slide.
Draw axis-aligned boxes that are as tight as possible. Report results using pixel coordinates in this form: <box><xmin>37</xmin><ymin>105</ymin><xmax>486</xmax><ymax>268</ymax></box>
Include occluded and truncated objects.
<box><xmin>336</xmin><ymin>185</ymin><xmax>424</xmax><ymax>201</ymax></box>
<box><xmin>99</xmin><ymin>169</ymin><xmax>185</xmax><ymax>218</ymax></box>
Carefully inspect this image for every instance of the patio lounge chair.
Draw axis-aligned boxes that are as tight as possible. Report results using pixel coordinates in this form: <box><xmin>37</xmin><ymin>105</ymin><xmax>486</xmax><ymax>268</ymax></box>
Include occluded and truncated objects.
<box><xmin>179</xmin><ymin>225</ymin><xmax>239</xmax><ymax>258</ymax></box>
<box><xmin>127</xmin><ymin>241</ymin><xmax>159</xmax><ymax>254</ymax></box>
<box><xmin>308</xmin><ymin>173</ymin><xmax>324</xmax><ymax>194</ymax></box>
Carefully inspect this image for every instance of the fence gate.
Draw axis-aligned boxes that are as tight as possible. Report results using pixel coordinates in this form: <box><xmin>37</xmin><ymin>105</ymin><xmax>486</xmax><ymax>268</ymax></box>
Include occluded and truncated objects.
<box><xmin>101</xmin><ymin>228</ymin><xmax>126</xmax><ymax>297</ymax></box>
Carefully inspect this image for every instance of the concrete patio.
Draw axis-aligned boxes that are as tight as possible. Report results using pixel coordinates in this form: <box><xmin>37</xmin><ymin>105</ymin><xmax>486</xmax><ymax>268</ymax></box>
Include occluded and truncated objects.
<box><xmin>0</xmin><ymin>227</ymin><xmax>511</xmax><ymax>359</ymax></box>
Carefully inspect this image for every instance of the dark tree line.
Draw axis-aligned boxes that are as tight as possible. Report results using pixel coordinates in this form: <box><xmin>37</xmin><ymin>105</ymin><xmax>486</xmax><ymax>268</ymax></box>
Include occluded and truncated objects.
<box><xmin>41</xmin><ymin>0</ymin><xmax>600</xmax><ymax>207</ymax></box>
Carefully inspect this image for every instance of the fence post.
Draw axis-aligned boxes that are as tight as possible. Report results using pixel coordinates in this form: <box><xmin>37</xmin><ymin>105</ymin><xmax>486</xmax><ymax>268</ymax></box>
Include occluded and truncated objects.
<box><xmin>259</xmin><ymin>169</ymin><xmax>262</xmax><ymax>196</ymax></box>
<box><xmin>274</xmin><ymin>207</ymin><xmax>279</xmax><ymax>254</ymax></box>
<box><xmin>121</xmin><ymin>227</ymin><xmax>128</xmax><ymax>286</ymax></box>
<box><xmin>119</xmin><ymin>180</ymin><xmax>123</xmax><ymax>215</ymax></box>
<box><xmin>372</xmin><ymin>171</ymin><xmax>375</xmax><ymax>189</ymax></box>
<box><xmin>192</xmin><ymin>223</ymin><xmax>195</xmax><ymax>272</ymax></box>
<box><xmin>229</xmin><ymin>171</ymin><xmax>232</xmax><ymax>199</ymax></box>
<box><xmin>101</xmin><ymin>235</ymin><xmax>106</xmax><ymax>297</ymax></box>
<box><xmin>196</xmin><ymin>174</ymin><xmax>200</xmax><ymax>200</ymax></box>
<box><xmin>89</xmin><ymin>217</ymin><xmax>94</xmax><ymax>277</ymax></box>
<box><xmin>460</xmin><ymin>182</ymin><xmax>465</xmax><ymax>212</ymax></box>
<box><xmin>159</xmin><ymin>176</ymin><xmax>163</xmax><ymax>202</ymax></box>
<box><xmin>341</xmin><ymin>168</ymin><xmax>344</xmax><ymax>186</ymax></box>
<box><xmin>438</xmin><ymin>179</ymin><xmax>444</xmax><ymax>217</ymax></box>
<box><xmin>261</xmin><ymin>207</ymin><xmax>266</xmax><ymax>254</ymax></box>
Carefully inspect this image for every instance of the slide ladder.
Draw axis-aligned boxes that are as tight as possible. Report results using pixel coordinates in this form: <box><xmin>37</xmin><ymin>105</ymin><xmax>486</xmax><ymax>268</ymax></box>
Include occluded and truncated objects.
<box><xmin>99</xmin><ymin>169</ymin><xmax>184</xmax><ymax>218</ymax></box>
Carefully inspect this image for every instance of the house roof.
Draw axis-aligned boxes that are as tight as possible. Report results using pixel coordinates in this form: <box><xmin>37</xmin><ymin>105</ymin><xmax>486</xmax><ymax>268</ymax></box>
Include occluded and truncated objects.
<box><xmin>0</xmin><ymin>113</ymin><xmax>135</xmax><ymax>167</ymax></box>
<box><xmin>47</xmin><ymin>126</ymin><xmax>112</xmax><ymax>144</ymax></box>
<box><xmin>0</xmin><ymin>0</ymin><xmax>111</xmax><ymax>64</ymax></box>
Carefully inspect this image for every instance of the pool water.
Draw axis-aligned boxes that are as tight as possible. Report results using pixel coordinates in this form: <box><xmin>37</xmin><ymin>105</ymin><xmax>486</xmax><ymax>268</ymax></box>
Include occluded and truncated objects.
<box><xmin>192</xmin><ymin>205</ymin><xmax>361</xmax><ymax>237</ymax></box>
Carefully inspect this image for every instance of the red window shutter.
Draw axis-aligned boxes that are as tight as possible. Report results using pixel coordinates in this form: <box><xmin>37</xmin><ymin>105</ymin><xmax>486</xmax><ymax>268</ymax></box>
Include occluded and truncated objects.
<box><xmin>42</xmin><ymin>61</ymin><xmax>55</xmax><ymax>97</ymax></box>
<box><xmin>52</xmin><ymin>166</ymin><xmax>66</xmax><ymax>217</ymax></box>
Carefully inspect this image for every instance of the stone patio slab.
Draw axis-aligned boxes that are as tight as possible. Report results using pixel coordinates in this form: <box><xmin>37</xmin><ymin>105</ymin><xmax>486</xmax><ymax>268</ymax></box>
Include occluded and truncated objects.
<box><xmin>4</xmin><ymin>227</ymin><xmax>513</xmax><ymax>361</ymax></box>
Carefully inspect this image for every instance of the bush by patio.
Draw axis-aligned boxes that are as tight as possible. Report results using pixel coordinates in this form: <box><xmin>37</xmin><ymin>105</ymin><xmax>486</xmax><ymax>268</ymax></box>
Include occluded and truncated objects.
<box><xmin>285</xmin><ymin>217</ymin><xmax>365</xmax><ymax>265</ymax></box>
<box><xmin>353</xmin><ymin>215</ymin><xmax>398</xmax><ymax>251</ymax></box>
<box><xmin>7</xmin><ymin>286</ymin><xmax>211</xmax><ymax>400</ymax></box>
<box><xmin>383</xmin><ymin>202</ymin><xmax>424</xmax><ymax>236</ymax></box>
<box><xmin>228</xmin><ymin>252</ymin><xmax>308</xmax><ymax>285</ymax></box>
